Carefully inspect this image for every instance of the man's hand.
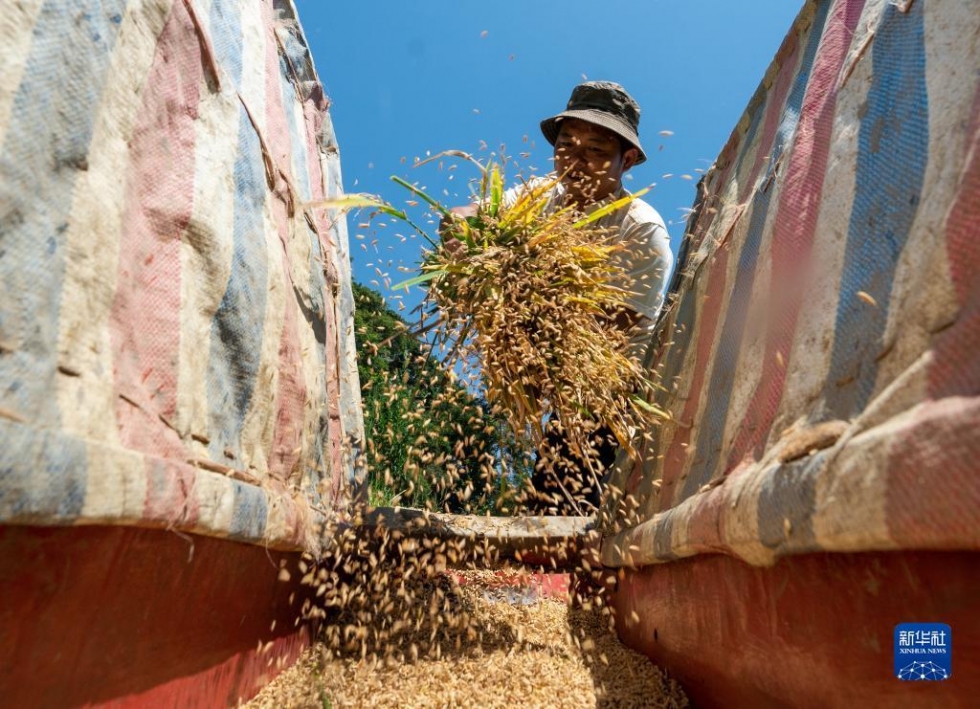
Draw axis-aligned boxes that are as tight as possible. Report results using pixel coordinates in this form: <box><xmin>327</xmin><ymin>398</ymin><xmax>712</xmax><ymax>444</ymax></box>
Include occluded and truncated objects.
<box><xmin>439</xmin><ymin>204</ymin><xmax>478</xmax><ymax>257</ymax></box>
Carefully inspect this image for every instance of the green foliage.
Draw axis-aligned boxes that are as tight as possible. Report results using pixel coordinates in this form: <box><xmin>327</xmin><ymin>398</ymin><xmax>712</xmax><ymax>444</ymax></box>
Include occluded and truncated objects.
<box><xmin>352</xmin><ymin>282</ymin><xmax>531</xmax><ymax>513</ymax></box>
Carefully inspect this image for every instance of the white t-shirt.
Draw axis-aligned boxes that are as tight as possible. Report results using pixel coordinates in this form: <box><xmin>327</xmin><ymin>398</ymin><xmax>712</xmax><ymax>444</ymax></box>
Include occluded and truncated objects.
<box><xmin>502</xmin><ymin>177</ymin><xmax>673</xmax><ymax>324</ymax></box>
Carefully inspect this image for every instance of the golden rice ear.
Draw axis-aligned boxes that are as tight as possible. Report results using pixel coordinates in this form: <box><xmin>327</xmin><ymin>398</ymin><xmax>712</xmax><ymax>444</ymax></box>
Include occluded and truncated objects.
<box><xmin>498</xmin><ymin>175</ymin><xmax>562</xmax><ymax>227</ymax></box>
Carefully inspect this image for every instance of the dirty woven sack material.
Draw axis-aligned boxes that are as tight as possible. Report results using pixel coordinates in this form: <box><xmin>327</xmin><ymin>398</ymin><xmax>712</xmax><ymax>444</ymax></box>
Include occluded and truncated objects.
<box><xmin>247</xmin><ymin>572</ymin><xmax>687</xmax><ymax>708</ymax></box>
<box><xmin>0</xmin><ymin>0</ymin><xmax>360</xmax><ymax>554</ymax></box>
<box><xmin>598</xmin><ymin>0</ymin><xmax>980</xmax><ymax>569</ymax></box>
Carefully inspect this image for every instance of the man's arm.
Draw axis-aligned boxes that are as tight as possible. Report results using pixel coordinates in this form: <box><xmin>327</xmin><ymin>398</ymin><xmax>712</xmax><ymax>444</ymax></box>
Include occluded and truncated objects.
<box><xmin>616</xmin><ymin>217</ymin><xmax>673</xmax><ymax>328</ymax></box>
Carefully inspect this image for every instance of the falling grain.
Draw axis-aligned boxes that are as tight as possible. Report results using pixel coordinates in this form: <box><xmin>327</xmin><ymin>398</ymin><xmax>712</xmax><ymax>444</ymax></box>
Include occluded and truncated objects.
<box><xmin>248</xmin><ymin>567</ymin><xmax>687</xmax><ymax>709</ymax></box>
<box><xmin>856</xmin><ymin>290</ymin><xmax>877</xmax><ymax>307</ymax></box>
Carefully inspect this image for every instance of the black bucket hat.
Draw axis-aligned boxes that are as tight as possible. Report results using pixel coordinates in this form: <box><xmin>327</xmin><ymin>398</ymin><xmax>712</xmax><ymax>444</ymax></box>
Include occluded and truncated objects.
<box><xmin>540</xmin><ymin>81</ymin><xmax>647</xmax><ymax>165</ymax></box>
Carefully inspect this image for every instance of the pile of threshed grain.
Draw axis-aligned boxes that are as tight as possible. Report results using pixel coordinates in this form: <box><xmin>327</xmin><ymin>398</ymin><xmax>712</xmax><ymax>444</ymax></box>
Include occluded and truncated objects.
<box><xmin>248</xmin><ymin>570</ymin><xmax>687</xmax><ymax>709</ymax></box>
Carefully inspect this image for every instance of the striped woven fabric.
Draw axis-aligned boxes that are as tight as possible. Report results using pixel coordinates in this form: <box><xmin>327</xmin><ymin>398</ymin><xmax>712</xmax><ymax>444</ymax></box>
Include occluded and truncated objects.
<box><xmin>0</xmin><ymin>0</ymin><xmax>361</xmax><ymax>553</ymax></box>
<box><xmin>603</xmin><ymin>0</ymin><xmax>980</xmax><ymax>567</ymax></box>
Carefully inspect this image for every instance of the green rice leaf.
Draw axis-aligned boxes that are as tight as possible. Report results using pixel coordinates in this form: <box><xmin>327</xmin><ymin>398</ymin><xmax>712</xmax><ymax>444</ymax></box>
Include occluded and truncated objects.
<box><xmin>572</xmin><ymin>186</ymin><xmax>651</xmax><ymax>228</ymax></box>
<box><xmin>488</xmin><ymin>164</ymin><xmax>504</xmax><ymax>218</ymax></box>
<box><xmin>304</xmin><ymin>193</ymin><xmax>386</xmax><ymax>212</ymax></box>
<box><xmin>391</xmin><ymin>176</ymin><xmax>452</xmax><ymax>218</ymax></box>
<box><xmin>414</xmin><ymin>149</ymin><xmax>487</xmax><ymax>175</ymax></box>
<box><xmin>630</xmin><ymin>395</ymin><xmax>671</xmax><ymax>419</ymax></box>
<box><xmin>303</xmin><ymin>193</ymin><xmax>441</xmax><ymax>248</ymax></box>
<box><xmin>391</xmin><ymin>269</ymin><xmax>445</xmax><ymax>291</ymax></box>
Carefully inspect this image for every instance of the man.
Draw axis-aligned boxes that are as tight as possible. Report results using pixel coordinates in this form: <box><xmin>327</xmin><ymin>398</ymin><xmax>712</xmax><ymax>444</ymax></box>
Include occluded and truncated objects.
<box><xmin>451</xmin><ymin>81</ymin><xmax>673</xmax><ymax>514</ymax></box>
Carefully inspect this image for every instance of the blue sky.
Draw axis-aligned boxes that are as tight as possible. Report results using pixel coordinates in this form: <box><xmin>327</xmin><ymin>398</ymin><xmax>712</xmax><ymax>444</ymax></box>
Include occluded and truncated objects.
<box><xmin>294</xmin><ymin>0</ymin><xmax>802</xmax><ymax>311</ymax></box>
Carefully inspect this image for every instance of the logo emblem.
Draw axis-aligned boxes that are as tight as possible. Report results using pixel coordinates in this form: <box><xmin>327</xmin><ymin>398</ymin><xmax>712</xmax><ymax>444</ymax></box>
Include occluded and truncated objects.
<box><xmin>894</xmin><ymin>623</ymin><xmax>951</xmax><ymax>681</ymax></box>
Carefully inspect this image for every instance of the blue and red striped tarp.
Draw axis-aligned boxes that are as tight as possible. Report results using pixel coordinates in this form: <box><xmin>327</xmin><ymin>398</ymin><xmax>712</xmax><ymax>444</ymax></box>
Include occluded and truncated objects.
<box><xmin>0</xmin><ymin>0</ymin><xmax>361</xmax><ymax>553</ymax></box>
<box><xmin>603</xmin><ymin>0</ymin><xmax>980</xmax><ymax>567</ymax></box>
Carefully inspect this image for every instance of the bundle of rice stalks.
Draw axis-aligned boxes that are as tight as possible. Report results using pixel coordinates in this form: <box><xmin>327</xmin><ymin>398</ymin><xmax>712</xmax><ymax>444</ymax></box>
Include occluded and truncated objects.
<box><xmin>314</xmin><ymin>153</ymin><xmax>668</xmax><ymax>502</ymax></box>
<box><xmin>390</xmin><ymin>155</ymin><xmax>665</xmax><ymax>466</ymax></box>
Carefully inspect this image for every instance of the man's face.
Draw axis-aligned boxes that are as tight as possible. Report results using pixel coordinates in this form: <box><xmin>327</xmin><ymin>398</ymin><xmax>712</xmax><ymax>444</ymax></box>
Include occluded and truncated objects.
<box><xmin>554</xmin><ymin>118</ymin><xmax>638</xmax><ymax>203</ymax></box>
